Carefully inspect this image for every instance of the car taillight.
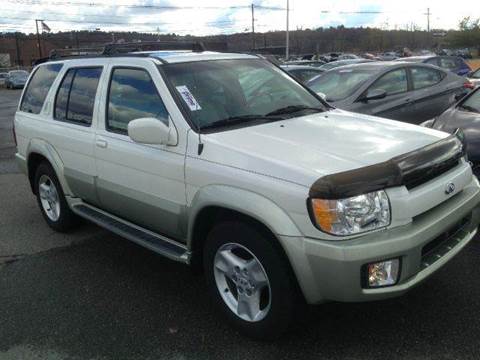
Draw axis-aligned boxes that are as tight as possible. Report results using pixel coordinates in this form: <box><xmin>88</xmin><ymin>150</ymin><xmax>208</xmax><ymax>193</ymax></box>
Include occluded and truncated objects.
<box><xmin>464</xmin><ymin>80</ymin><xmax>475</xmax><ymax>89</ymax></box>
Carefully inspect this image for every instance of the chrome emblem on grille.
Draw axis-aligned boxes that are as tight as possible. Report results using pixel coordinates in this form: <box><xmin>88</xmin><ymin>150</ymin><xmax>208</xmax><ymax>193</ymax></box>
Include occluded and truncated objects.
<box><xmin>445</xmin><ymin>182</ymin><xmax>455</xmax><ymax>195</ymax></box>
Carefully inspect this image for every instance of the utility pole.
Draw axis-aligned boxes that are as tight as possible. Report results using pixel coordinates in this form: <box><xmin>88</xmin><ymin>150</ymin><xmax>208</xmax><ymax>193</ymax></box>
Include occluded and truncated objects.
<box><xmin>35</xmin><ymin>19</ymin><xmax>43</xmax><ymax>58</ymax></box>
<box><xmin>251</xmin><ymin>4</ymin><xmax>255</xmax><ymax>50</ymax></box>
<box><xmin>426</xmin><ymin>8</ymin><xmax>431</xmax><ymax>32</ymax></box>
<box><xmin>14</xmin><ymin>32</ymin><xmax>21</xmax><ymax>66</ymax></box>
<box><xmin>285</xmin><ymin>0</ymin><xmax>289</xmax><ymax>60</ymax></box>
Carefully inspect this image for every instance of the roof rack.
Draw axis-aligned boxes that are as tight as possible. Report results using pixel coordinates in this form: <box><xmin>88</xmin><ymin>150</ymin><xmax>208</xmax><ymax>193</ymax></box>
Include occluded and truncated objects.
<box><xmin>48</xmin><ymin>41</ymin><xmax>206</xmax><ymax>61</ymax></box>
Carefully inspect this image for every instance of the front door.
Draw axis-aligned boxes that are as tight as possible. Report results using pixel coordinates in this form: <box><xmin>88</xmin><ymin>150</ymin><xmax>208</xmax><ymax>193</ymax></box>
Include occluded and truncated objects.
<box><xmin>94</xmin><ymin>60</ymin><xmax>187</xmax><ymax>241</ymax></box>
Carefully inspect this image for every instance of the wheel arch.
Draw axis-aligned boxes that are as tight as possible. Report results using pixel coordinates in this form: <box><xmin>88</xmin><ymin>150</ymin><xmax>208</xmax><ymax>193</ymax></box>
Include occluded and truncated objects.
<box><xmin>26</xmin><ymin>139</ymin><xmax>71</xmax><ymax>196</ymax></box>
<box><xmin>187</xmin><ymin>185</ymin><xmax>302</xmax><ymax>271</ymax></box>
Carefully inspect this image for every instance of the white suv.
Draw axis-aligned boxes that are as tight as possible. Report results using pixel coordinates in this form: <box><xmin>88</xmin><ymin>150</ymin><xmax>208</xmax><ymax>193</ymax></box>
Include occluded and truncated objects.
<box><xmin>14</xmin><ymin>45</ymin><xmax>480</xmax><ymax>339</ymax></box>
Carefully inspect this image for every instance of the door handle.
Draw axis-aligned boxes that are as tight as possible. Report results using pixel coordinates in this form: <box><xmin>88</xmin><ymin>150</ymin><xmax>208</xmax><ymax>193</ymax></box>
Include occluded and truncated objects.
<box><xmin>96</xmin><ymin>139</ymin><xmax>108</xmax><ymax>148</ymax></box>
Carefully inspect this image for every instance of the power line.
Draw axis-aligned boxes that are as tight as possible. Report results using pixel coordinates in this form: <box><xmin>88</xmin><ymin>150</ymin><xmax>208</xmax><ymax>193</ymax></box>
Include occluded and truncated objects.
<box><xmin>4</xmin><ymin>0</ymin><xmax>286</xmax><ymax>11</ymax></box>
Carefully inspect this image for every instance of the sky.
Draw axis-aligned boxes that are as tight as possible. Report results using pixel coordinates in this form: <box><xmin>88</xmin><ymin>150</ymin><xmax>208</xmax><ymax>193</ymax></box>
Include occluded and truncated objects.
<box><xmin>1</xmin><ymin>0</ymin><xmax>479</xmax><ymax>35</ymax></box>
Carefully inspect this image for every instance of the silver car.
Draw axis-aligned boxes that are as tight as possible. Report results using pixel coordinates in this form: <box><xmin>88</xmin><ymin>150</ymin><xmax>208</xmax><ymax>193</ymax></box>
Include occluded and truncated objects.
<box><xmin>5</xmin><ymin>70</ymin><xmax>29</xmax><ymax>89</ymax></box>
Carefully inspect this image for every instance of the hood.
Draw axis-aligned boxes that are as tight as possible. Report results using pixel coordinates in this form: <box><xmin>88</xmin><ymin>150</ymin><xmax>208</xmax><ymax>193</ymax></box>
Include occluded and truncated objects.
<box><xmin>200</xmin><ymin>109</ymin><xmax>448</xmax><ymax>187</ymax></box>
<box><xmin>433</xmin><ymin>106</ymin><xmax>480</xmax><ymax>160</ymax></box>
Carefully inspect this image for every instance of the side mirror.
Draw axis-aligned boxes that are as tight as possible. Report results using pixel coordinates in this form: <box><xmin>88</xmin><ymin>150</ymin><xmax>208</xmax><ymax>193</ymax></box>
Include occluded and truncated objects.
<box><xmin>128</xmin><ymin>117</ymin><xmax>177</xmax><ymax>146</ymax></box>
<box><xmin>361</xmin><ymin>89</ymin><xmax>387</xmax><ymax>101</ymax></box>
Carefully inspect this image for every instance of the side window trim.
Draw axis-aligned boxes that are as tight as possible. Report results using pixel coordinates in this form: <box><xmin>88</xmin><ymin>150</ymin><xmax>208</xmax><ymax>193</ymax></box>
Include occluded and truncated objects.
<box><xmin>53</xmin><ymin>66</ymin><xmax>103</xmax><ymax>127</ymax></box>
<box><xmin>105</xmin><ymin>66</ymin><xmax>168</xmax><ymax>135</ymax></box>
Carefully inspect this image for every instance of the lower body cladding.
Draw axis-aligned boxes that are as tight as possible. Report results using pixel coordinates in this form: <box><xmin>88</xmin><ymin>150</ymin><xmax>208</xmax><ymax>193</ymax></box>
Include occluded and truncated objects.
<box><xmin>280</xmin><ymin>177</ymin><xmax>480</xmax><ymax>304</ymax></box>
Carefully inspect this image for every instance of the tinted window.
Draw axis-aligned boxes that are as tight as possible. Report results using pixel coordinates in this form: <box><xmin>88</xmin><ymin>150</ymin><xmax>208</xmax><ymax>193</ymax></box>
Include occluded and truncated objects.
<box><xmin>411</xmin><ymin>67</ymin><xmax>444</xmax><ymax>90</ymax></box>
<box><xmin>20</xmin><ymin>64</ymin><xmax>63</xmax><ymax>114</ymax></box>
<box><xmin>369</xmin><ymin>68</ymin><xmax>408</xmax><ymax>95</ymax></box>
<box><xmin>54</xmin><ymin>70</ymin><xmax>74</xmax><ymax>121</ymax></box>
<box><xmin>425</xmin><ymin>58</ymin><xmax>438</xmax><ymax>66</ymax></box>
<box><xmin>107</xmin><ymin>68</ymin><xmax>169</xmax><ymax>134</ymax></box>
<box><xmin>54</xmin><ymin>67</ymin><xmax>102</xmax><ymax>125</ymax></box>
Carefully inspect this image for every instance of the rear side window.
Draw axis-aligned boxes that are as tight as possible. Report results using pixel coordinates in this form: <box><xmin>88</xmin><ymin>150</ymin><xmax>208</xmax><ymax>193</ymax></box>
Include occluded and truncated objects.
<box><xmin>54</xmin><ymin>67</ymin><xmax>102</xmax><ymax>126</ymax></box>
<box><xmin>106</xmin><ymin>67</ymin><xmax>168</xmax><ymax>134</ymax></box>
<box><xmin>411</xmin><ymin>67</ymin><xmax>445</xmax><ymax>90</ymax></box>
<box><xmin>20</xmin><ymin>63</ymin><xmax>63</xmax><ymax>114</ymax></box>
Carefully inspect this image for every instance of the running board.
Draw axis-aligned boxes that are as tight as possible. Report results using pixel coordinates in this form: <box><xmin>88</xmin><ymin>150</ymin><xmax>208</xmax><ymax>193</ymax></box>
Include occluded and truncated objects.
<box><xmin>71</xmin><ymin>204</ymin><xmax>190</xmax><ymax>264</ymax></box>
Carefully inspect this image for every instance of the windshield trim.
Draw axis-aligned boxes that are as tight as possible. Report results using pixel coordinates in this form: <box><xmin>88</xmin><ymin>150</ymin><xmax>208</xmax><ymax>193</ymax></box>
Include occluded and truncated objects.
<box><xmin>158</xmin><ymin>58</ymin><xmax>332</xmax><ymax>134</ymax></box>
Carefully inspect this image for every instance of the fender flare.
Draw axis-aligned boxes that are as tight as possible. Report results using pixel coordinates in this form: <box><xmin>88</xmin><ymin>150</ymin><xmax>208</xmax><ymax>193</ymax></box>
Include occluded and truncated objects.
<box><xmin>27</xmin><ymin>138</ymin><xmax>73</xmax><ymax>196</ymax></box>
<box><xmin>187</xmin><ymin>184</ymin><xmax>302</xmax><ymax>248</ymax></box>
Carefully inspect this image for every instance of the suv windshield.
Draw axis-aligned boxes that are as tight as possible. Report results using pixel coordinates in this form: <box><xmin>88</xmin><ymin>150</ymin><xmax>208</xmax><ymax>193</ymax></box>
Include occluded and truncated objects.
<box><xmin>162</xmin><ymin>59</ymin><xmax>327</xmax><ymax>131</ymax></box>
<box><xmin>307</xmin><ymin>68</ymin><xmax>375</xmax><ymax>102</ymax></box>
<box><xmin>10</xmin><ymin>70</ymin><xmax>28</xmax><ymax>78</ymax></box>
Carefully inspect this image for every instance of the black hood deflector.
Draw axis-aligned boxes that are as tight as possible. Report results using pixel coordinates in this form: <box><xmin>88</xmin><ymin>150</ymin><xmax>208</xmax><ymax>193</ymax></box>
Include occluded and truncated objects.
<box><xmin>309</xmin><ymin>129</ymin><xmax>466</xmax><ymax>199</ymax></box>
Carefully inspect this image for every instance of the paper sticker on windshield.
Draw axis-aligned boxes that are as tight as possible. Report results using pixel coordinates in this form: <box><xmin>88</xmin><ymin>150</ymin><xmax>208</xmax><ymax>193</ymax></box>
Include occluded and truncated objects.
<box><xmin>176</xmin><ymin>85</ymin><xmax>202</xmax><ymax>111</ymax></box>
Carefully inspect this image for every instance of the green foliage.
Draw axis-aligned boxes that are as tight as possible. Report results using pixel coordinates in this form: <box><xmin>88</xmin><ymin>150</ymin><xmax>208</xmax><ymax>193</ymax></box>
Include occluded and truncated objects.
<box><xmin>447</xmin><ymin>17</ymin><xmax>480</xmax><ymax>48</ymax></box>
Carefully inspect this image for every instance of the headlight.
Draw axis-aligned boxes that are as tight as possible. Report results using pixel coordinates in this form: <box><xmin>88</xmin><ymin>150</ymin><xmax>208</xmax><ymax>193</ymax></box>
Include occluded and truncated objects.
<box><xmin>309</xmin><ymin>190</ymin><xmax>390</xmax><ymax>236</ymax></box>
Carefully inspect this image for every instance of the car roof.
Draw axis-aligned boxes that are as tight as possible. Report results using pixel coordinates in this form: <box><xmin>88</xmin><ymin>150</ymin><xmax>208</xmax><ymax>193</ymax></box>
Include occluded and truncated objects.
<box><xmin>46</xmin><ymin>50</ymin><xmax>258</xmax><ymax>66</ymax></box>
<box><xmin>281</xmin><ymin>64</ymin><xmax>323</xmax><ymax>70</ymax></box>
<box><xmin>329</xmin><ymin>61</ymin><xmax>401</xmax><ymax>71</ymax></box>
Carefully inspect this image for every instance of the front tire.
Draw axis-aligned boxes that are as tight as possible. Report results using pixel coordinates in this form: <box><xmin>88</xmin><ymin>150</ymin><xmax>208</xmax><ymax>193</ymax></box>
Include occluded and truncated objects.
<box><xmin>204</xmin><ymin>221</ymin><xmax>298</xmax><ymax>340</ymax></box>
<box><xmin>34</xmin><ymin>161</ymin><xmax>79</xmax><ymax>232</ymax></box>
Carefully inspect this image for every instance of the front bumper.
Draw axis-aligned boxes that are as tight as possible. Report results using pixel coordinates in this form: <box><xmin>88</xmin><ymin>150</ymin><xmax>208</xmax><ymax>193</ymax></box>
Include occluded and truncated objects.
<box><xmin>280</xmin><ymin>177</ymin><xmax>480</xmax><ymax>304</ymax></box>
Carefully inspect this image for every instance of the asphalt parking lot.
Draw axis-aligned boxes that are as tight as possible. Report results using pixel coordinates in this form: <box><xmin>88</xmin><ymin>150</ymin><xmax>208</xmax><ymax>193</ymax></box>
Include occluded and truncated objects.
<box><xmin>1</xmin><ymin>88</ymin><xmax>480</xmax><ymax>360</ymax></box>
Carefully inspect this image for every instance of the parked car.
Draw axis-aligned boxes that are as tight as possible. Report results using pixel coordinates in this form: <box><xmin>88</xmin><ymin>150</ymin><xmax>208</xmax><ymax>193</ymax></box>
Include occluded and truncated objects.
<box><xmin>280</xmin><ymin>64</ymin><xmax>324</xmax><ymax>82</ymax></box>
<box><xmin>422</xmin><ymin>87</ymin><xmax>480</xmax><ymax>165</ymax></box>
<box><xmin>283</xmin><ymin>60</ymin><xmax>325</xmax><ymax>67</ymax></box>
<box><xmin>318</xmin><ymin>59</ymin><xmax>373</xmax><ymax>72</ymax></box>
<box><xmin>0</xmin><ymin>72</ymin><xmax>7</xmax><ymax>87</ymax></box>
<box><xmin>306</xmin><ymin>62</ymin><xmax>468</xmax><ymax>124</ymax></box>
<box><xmin>14</xmin><ymin>49</ymin><xmax>480</xmax><ymax>339</ymax></box>
<box><xmin>378</xmin><ymin>52</ymin><xmax>398</xmax><ymax>61</ymax></box>
<box><xmin>467</xmin><ymin>68</ymin><xmax>480</xmax><ymax>87</ymax></box>
<box><xmin>337</xmin><ymin>53</ymin><xmax>360</xmax><ymax>60</ymax></box>
<box><xmin>5</xmin><ymin>70</ymin><xmax>29</xmax><ymax>89</ymax></box>
<box><xmin>398</xmin><ymin>56</ymin><xmax>471</xmax><ymax>76</ymax></box>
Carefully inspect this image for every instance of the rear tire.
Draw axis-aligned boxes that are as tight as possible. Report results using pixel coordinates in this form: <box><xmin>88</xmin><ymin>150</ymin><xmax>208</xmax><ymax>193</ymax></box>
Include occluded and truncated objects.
<box><xmin>34</xmin><ymin>161</ymin><xmax>79</xmax><ymax>232</ymax></box>
<box><xmin>204</xmin><ymin>221</ymin><xmax>298</xmax><ymax>340</ymax></box>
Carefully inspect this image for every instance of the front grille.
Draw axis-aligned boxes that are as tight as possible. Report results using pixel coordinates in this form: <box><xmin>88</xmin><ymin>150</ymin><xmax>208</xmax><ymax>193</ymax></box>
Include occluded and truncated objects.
<box><xmin>420</xmin><ymin>215</ymin><xmax>471</xmax><ymax>270</ymax></box>
<box><xmin>404</xmin><ymin>159</ymin><xmax>460</xmax><ymax>190</ymax></box>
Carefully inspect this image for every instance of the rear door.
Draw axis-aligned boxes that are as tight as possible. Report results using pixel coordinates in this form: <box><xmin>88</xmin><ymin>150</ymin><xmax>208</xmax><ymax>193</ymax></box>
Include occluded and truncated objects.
<box><xmin>16</xmin><ymin>62</ymin><xmax>104</xmax><ymax>204</ymax></box>
<box><xmin>407</xmin><ymin>66</ymin><xmax>451</xmax><ymax>122</ymax></box>
<box><xmin>94</xmin><ymin>58</ymin><xmax>188</xmax><ymax>241</ymax></box>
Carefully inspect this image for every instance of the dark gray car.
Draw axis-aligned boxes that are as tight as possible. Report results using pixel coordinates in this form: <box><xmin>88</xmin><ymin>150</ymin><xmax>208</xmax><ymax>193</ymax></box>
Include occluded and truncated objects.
<box><xmin>423</xmin><ymin>87</ymin><xmax>480</xmax><ymax>164</ymax></box>
<box><xmin>306</xmin><ymin>62</ymin><xmax>467</xmax><ymax>124</ymax></box>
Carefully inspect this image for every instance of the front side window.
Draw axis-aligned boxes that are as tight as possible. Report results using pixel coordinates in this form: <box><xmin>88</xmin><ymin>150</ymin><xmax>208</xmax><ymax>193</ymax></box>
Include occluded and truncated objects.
<box><xmin>162</xmin><ymin>59</ymin><xmax>327</xmax><ymax>130</ymax></box>
<box><xmin>411</xmin><ymin>67</ymin><xmax>444</xmax><ymax>90</ymax></box>
<box><xmin>107</xmin><ymin>68</ymin><xmax>169</xmax><ymax>134</ymax></box>
<box><xmin>369</xmin><ymin>68</ymin><xmax>408</xmax><ymax>96</ymax></box>
<box><xmin>20</xmin><ymin>64</ymin><xmax>62</xmax><ymax>114</ymax></box>
<box><xmin>307</xmin><ymin>68</ymin><xmax>374</xmax><ymax>101</ymax></box>
<box><xmin>54</xmin><ymin>67</ymin><xmax>102</xmax><ymax>125</ymax></box>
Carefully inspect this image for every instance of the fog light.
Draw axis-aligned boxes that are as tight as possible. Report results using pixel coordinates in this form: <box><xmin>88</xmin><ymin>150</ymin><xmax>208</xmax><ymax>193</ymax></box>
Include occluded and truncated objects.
<box><xmin>366</xmin><ymin>259</ymin><xmax>400</xmax><ymax>287</ymax></box>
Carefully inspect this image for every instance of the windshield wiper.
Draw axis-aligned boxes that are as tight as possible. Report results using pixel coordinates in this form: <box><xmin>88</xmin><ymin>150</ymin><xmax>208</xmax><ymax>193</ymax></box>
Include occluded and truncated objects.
<box><xmin>265</xmin><ymin>105</ymin><xmax>324</xmax><ymax>116</ymax></box>
<box><xmin>199</xmin><ymin>114</ymin><xmax>282</xmax><ymax>131</ymax></box>
<box><xmin>459</xmin><ymin>104</ymin><xmax>479</xmax><ymax>113</ymax></box>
